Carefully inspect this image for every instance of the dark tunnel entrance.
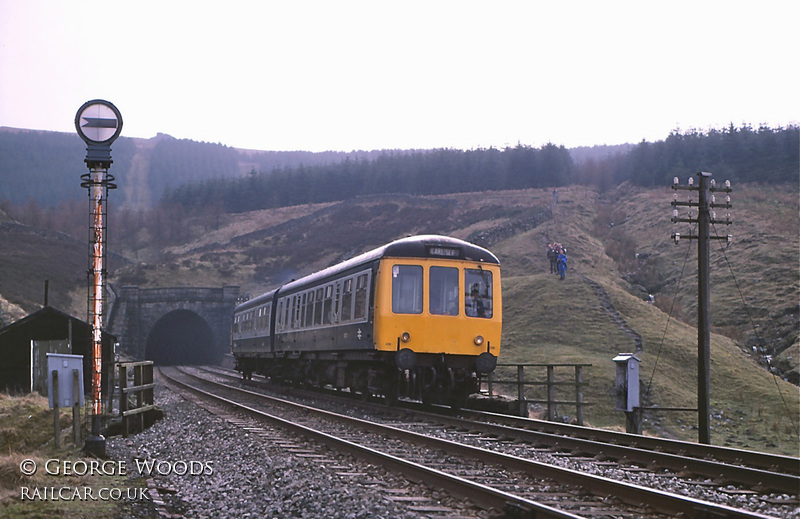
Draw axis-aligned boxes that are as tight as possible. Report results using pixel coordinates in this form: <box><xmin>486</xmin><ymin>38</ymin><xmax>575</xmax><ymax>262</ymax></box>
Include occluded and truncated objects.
<box><xmin>145</xmin><ymin>310</ymin><xmax>219</xmax><ymax>366</ymax></box>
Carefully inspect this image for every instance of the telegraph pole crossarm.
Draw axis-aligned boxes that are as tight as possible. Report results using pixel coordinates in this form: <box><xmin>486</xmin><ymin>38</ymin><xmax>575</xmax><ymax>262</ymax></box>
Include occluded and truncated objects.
<box><xmin>669</xmin><ymin>172</ymin><xmax>732</xmax><ymax>445</ymax></box>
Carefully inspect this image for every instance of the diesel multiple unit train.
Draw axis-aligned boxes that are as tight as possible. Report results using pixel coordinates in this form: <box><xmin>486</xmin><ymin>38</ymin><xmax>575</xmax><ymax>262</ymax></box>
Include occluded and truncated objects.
<box><xmin>231</xmin><ymin>235</ymin><xmax>502</xmax><ymax>406</ymax></box>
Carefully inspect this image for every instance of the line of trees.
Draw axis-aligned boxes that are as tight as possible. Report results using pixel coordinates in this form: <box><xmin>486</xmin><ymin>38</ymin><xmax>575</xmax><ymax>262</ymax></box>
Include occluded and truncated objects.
<box><xmin>164</xmin><ymin>124</ymin><xmax>797</xmax><ymax>214</ymax></box>
<box><xmin>164</xmin><ymin>143</ymin><xmax>576</xmax><ymax>213</ymax></box>
<box><xmin>614</xmin><ymin>124</ymin><xmax>799</xmax><ymax>187</ymax></box>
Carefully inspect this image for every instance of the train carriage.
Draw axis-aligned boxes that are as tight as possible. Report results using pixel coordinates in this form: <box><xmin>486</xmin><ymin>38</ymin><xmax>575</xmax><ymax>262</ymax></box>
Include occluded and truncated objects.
<box><xmin>231</xmin><ymin>234</ymin><xmax>501</xmax><ymax>406</ymax></box>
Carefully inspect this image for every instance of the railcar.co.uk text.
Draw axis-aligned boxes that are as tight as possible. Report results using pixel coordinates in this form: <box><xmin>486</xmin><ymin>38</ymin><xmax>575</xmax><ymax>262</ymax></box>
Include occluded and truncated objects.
<box><xmin>18</xmin><ymin>457</ymin><xmax>213</xmax><ymax>502</ymax></box>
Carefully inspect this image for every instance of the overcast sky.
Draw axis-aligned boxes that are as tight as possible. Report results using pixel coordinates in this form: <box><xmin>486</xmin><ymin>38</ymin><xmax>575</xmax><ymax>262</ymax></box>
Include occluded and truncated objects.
<box><xmin>0</xmin><ymin>1</ymin><xmax>797</xmax><ymax>152</ymax></box>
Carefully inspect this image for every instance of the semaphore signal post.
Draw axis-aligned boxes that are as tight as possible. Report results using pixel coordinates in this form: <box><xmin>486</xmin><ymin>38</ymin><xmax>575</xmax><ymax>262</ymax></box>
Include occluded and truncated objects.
<box><xmin>75</xmin><ymin>99</ymin><xmax>122</xmax><ymax>457</ymax></box>
<box><xmin>671</xmin><ymin>171</ymin><xmax>732</xmax><ymax>444</ymax></box>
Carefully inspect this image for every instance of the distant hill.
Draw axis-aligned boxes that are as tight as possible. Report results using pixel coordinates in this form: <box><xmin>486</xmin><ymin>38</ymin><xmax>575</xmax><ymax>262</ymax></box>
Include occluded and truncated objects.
<box><xmin>2</xmin><ymin>124</ymin><xmax>796</xmax><ymax>214</ymax></box>
<box><xmin>0</xmin><ymin>127</ymin><xmax>401</xmax><ymax>209</ymax></box>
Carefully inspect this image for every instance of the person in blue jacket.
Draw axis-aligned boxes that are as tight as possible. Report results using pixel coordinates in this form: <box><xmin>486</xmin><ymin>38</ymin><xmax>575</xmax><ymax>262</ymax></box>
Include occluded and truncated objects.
<box><xmin>557</xmin><ymin>249</ymin><xmax>567</xmax><ymax>280</ymax></box>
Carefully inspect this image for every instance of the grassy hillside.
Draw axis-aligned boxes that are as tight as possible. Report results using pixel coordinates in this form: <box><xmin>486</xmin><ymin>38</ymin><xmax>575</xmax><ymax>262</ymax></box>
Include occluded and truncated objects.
<box><xmin>2</xmin><ymin>185</ymin><xmax>797</xmax><ymax>454</ymax></box>
<box><xmin>488</xmin><ymin>185</ymin><xmax>798</xmax><ymax>454</ymax></box>
<box><xmin>0</xmin><ymin>221</ymin><xmax>89</xmax><ymax>324</ymax></box>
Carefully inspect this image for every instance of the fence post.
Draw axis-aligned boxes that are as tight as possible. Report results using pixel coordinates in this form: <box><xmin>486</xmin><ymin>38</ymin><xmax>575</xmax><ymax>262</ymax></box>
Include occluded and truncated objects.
<box><xmin>119</xmin><ymin>364</ymin><xmax>128</xmax><ymax>438</ymax></box>
<box><xmin>547</xmin><ymin>365</ymin><xmax>556</xmax><ymax>421</ymax></box>
<box><xmin>517</xmin><ymin>365</ymin><xmax>526</xmax><ymax>417</ymax></box>
<box><xmin>52</xmin><ymin>370</ymin><xmax>60</xmax><ymax>449</ymax></box>
<box><xmin>134</xmin><ymin>364</ymin><xmax>144</xmax><ymax>433</ymax></box>
<box><xmin>575</xmin><ymin>365</ymin><xmax>584</xmax><ymax>426</ymax></box>
<box><xmin>144</xmin><ymin>364</ymin><xmax>154</xmax><ymax>428</ymax></box>
<box><xmin>72</xmin><ymin>368</ymin><xmax>81</xmax><ymax>444</ymax></box>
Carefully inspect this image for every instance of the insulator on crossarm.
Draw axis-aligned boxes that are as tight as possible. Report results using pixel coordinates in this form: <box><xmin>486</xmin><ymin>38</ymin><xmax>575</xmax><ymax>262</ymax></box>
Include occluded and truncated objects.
<box><xmin>725</xmin><ymin>180</ymin><xmax>731</xmax><ymax>188</ymax></box>
<box><xmin>688</xmin><ymin>177</ymin><xmax>694</xmax><ymax>186</ymax></box>
<box><xmin>673</xmin><ymin>232</ymin><xmax>680</xmax><ymax>244</ymax></box>
<box><xmin>726</xmin><ymin>196</ymin><xmax>731</xmax><ymax>204</ymax></box>
<box><xmin>711</xmin><ymin>211</ymin><xmax>716</xmax><ymax>220</ymax></box>
<box><xmin>672</xmin><ymin>209</ymin><xmax>679</xmax><ymax>218</ymax></box>
<box><xmin>673</xmin><ymin>177</ymin><xmax>679</xmax><ymax>185</ymax></box>
<box><xmin>711</xmin><ymin>195</ymin><xmax>716</xmax><ymax>203</ymax></box>
<box><xmin>710</xmin><ymin>179</ymin><xmax>716</xmax><ymax>188</ymax></box>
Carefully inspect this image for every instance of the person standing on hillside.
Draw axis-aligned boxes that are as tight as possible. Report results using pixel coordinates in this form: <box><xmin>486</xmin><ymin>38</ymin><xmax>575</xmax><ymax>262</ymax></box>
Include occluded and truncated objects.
<box><xmin>557</xmin><ymin>248</ymin><xmax>568</xmax><ymax>280</ymax></box>
<box><xmin>547</xmin><ymin>244</ymin><xmax>558</xmax><ymax>273</ymax></box>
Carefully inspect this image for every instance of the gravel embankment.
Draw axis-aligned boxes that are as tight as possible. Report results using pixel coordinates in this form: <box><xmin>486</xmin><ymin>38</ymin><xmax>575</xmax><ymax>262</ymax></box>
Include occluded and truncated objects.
<box><xmin>107</xmin><ymin>384</ymin><xmax>484</xmax><ymax>518</ymax></box>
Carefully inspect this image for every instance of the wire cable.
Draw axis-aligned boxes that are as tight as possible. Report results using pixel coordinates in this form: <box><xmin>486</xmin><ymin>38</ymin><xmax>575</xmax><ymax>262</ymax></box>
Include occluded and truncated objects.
<box><xmin>643</xmin><ymin>223</ymin><xmax>696</xmax><ymax>405</ymax></box>
<box><xmin>710</xmin><ymin>222</ymin><xmax>799</xmax><ymax>436</ymax></box>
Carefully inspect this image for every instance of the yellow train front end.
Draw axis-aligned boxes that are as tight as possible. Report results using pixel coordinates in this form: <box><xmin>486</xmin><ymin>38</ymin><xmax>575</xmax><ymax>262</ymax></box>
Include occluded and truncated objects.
<box><xmin>373</xmin><ymin>247</ymin><xmax>502</xmax><ymax>405</ymax></box>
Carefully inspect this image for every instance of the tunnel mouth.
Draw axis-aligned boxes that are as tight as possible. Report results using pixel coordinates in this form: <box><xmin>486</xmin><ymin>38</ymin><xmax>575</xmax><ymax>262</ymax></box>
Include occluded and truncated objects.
<box><xmin>145</xmin><ymin>310</ymin><xmax>219</xmax><ymax>366</ymax></box>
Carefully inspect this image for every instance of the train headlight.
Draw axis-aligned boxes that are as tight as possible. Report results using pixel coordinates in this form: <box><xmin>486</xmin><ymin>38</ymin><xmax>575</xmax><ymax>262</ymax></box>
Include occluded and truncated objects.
<box><xmin>401</xmin><ymin>332</ymin><xmax>411</xmax><ymax>343</ymax></box>
<box><xmin>474</xmin><ymin>335</ymin><xmax>484</xmax><ymax>346</ymax></box>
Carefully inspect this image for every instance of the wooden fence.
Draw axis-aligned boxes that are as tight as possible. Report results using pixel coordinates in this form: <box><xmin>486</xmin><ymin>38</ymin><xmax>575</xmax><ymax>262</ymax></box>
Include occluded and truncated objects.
<box><xmin>118</xmin><ymin>361</ymin><xmax>156</xmax><ymax>437</ymax></box>
<box><xmin>484</xmin><ymin>363</ymin><xmax>591</xmax><ymax>424</ymax></box>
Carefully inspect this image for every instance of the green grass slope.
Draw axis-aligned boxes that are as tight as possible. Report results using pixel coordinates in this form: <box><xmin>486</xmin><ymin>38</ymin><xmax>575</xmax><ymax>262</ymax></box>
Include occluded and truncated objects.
<box><xmin>491</xmin><ymin>185</ymin><xmax>798</xmax><ymax>454</ymax></box>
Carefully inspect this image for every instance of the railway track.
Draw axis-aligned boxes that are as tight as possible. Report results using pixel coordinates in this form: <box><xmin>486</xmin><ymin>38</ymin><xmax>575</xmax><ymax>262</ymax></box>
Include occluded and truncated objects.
<box><xmin>205</xmin><ymin>365</ymin><xmax>799</xmax><ymax>495</ymax></box>
<box><xmin>161</xmin><ymin>366</ymin><xmax>791</xmax><ymax>518</ymax></box>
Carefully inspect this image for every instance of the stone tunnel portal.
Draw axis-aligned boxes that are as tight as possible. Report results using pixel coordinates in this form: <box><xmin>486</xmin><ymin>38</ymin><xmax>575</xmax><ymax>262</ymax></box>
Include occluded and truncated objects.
<box><xmin>145</xmin><ymin>310</ymin><xmax>219</xmax><ymax>366</ymax></box>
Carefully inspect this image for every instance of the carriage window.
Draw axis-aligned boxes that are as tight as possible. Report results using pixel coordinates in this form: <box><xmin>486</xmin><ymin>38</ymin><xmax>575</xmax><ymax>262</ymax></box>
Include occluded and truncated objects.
<box><xmin>323</xmin><ymin>285</ymin><xmax>333</xmax><ymax>325</ymax></box>
<box><xmin>257</xmin><ymin>304</ymin><xmax>268</xmax><ymax>330</ymax></box>
<box><xmin>332</xmin><ymin>283</ymin><xmax>342</xmax><ymax>322</ymax></box>
<box><xmin>294</xmin><ymin>295</ymin><xmax>303</xmax><ymax>329</ymax></box>
<box><xmin>284</xmin><ymin>296</ymin><xmax>294</xmax><ymax>330</ymax></box>
<box><xmin>465</xmin><ymin>269</ymin><xmax>493</xmax><ymax>319</ymax></box>
<box><xmin>430</xmin><ymin>266</ymin><xmax>458</xmax><ymax>315</ymax></box>
<box><xmin>392</xmin><ymin>265</ymin><xmax>422</xmax><ymax>314</ymax></box>
<box><xmin>314</xmin><ymin>288</ymin><xmax>324</xmax><ymax>326</ymax></box>
<box><xmin>276</xmin><ymin>301</ymin><xmax>284</xmax><ymax>331</ymax></box>
<box><xmin>304</xmin><ymin>291</ymin><xmax>314</xmax><ymax>327</ymax></box>
<box><xmin>341</xmin><ymin>278</ymin><xmax>353</xmax><ymax>322</ymax></box>
<box><xmin>354</xmin><ymin>273</ymin><xmax>368</xmax><ymax>319</ymax></box>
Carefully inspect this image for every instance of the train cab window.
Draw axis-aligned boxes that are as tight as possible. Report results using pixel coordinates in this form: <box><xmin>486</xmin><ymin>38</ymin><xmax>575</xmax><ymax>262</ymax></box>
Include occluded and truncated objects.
<box><xmin>430</xmin><ymin>266</ymin><xmax>458</xmax><ymax>315</ymax></box>
<box><xmin>341</xmin><ymin>278</ymin><xmax>353</xmax><ymax>322</ymax></box>
<box><xmin>354</xmin><ymin>273</ymin><xmax>368</xmax><ymax>320</ymax></box>
<box><xmin>465</xmin><ymin>268</ymin><xmax>493</xmax><ymax>319</ymax></box>
<box><xmin>392</xmin><ymin>265</ymin><xmax>423</xmax><ymax>314</ymax></box>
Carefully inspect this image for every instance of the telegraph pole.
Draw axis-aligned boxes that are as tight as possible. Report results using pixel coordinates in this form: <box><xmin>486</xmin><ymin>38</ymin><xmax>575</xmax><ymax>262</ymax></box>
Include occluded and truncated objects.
<box><xmin>75</xmin><ymin>100</ymin><xmax>122</xmax><ymax>456</ymax></box>
<box><xmin>671</xmin><ymin>172</ymin><xmax>731</xmax><ymax>444</ymax></box>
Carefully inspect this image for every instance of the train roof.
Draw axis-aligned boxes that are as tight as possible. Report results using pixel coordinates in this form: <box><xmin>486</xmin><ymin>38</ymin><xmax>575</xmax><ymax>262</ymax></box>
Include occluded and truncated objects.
<box><xmin>235</xmin><ymin>235</ymin><xmax>498</xmax><ymax>312</ymax></box>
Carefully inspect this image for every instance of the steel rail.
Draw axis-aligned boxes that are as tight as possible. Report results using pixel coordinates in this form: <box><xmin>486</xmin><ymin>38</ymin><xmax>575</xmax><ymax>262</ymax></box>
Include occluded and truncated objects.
<box><xmin>458</xmin><ymin>408</ymin><xmax>800</xmax><ymax>476</ymax></box>
<box><xmin>378</xmin><ymin>406</ymin><xmax>800</xmax><ymax>494</ymax></box>
<box><xmin>205</xmin><ymin>365</ymin><xmax>799</xmax><ymax>484</ymax></box>
<box><xmin>173</xmin><ymin>367</ymin><xmax>775</xmax><ymax>519</ymax></box>
<box><xmin>160</xmin><ymin>368</ymin><xmax>581</xmax><ymax>519</ymax></box>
